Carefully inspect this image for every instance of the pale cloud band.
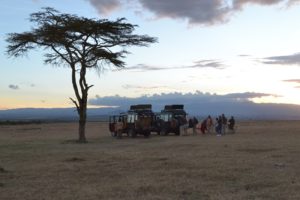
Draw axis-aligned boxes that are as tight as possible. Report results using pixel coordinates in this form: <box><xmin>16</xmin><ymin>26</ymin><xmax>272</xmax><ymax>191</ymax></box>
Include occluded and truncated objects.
<box><xmin>122</xmin><ymin>84</ymin><xmax>169</xmax><ymax>90</ymax></box>
<box><xmin>86</xmin><ymin>0</ymin><xmax>300</xmax><ymax>25</ymax></box>
<box><xmin>283</xmin><ymin>79</ymin><xmax>300</xmax><ymax>88</ymax></box>
<box><xmin>121</xmin><ymin>59</ymin><xmax>225</xmax><ymax>72</ymax></box>
<box><xmin>283</xmin><ymin>79</ymin><xmax>300</xmax><ymax>83</ymax></box>
<box><xmin>261</xmin><ymin>53</ymin><xmax>300</xmax><ymax>65</ymax></box>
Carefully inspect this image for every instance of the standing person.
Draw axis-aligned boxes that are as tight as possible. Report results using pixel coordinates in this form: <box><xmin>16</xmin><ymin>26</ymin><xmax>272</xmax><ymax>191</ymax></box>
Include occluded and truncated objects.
<box><xmin>228</xmin><ymin>116</ymin><xmax>235</xmax><ymax>133</ymax></box>
<box><xmin>180</xmin><ymin>115</ymin><xmax>188</xmax><ymax>136</ymax></box>
<box><xmin>192</xmin><ymin>117</ymin><xmax>198</xmax><ymax>135</ymax></box>
<box><xmin>221</xmin><ymin>114</ymin><xmax>227</xmax><ymax>135</ymax></box>
<box><xmin>206</xmin><ymin>115</ymin><xmax>213</xmax><ymax>133</ymax></box>
<box><xmin>115</xmin><ymin>118</ymin><xmax>124</xmax><ymax>138</ymax></box>
<box><xmin>215</xmin><ymin>116</ymin><xmax>222</xmax><ymax>136</ymax></box>
<box><xmin>188</xmin><ymin>118</ymin><xmax>193</xmax><ymax>129</ymax></box>
<box><xmin>200</xmin><ymin>118</ymin><xmax>207</xmax><ymax>134</ymax></box>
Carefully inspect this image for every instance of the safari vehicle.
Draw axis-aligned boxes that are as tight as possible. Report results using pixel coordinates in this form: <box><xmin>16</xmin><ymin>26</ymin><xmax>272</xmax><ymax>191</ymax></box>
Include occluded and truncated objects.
<box><xmin>154</xmin><ymin>105</ymin><xmax>187</xmax><ymax>136</ymax></box>
<box><xmin>109</xmin><ymin>104</ymin><xmax>154</xmax><ymax>138</ymax></box>
<box><xmin>126</xmin><ymin>104</ymin><xmax>154</xmax><ymax>137</ymax></box>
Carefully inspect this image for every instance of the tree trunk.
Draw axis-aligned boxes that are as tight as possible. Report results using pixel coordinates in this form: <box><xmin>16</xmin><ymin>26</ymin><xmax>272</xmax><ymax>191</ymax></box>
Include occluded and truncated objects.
<box><xmin>78</xmin><ymin>120</ymin><xmax>86</xmax><ymax>143</ymax></box>
<box><xmin>78</xmin><ymin>107</ymin><xmax>87</xmax><ymax>143</ymax></box>
<box><xmin>70</xmin><ymin>64</ymin><xmax>91</xmax><ymax>143</ymax></box>
<box><xmin>78</xmin><ymin>93</ymin><xmax>87</xmax><ymax>143</ymax></box>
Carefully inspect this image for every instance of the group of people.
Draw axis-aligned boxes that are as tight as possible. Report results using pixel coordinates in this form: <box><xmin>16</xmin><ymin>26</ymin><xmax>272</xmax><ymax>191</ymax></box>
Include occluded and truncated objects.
<box><xmin>187</xmin><ymin>114</ymin><xmax>235</xmax><ymax>136</ymax></box>
<box><xmin>114</xmin><ymin>114</ymin><xmax>235</xmax><ymax>137</ymax></box>
<box><xmin>214</xmin><ymin>114</ymin><xmax>235</xmax><ymax>136</ymax></box>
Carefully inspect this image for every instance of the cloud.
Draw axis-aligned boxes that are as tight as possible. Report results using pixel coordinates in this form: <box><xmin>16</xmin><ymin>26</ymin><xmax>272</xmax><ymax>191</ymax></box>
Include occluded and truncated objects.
<box><xmin>287</xmin><ymin>0</ymin><xmax>300</xmax><ymax>6</ymax></box>
<box><xmin>122</xmin><ymin>64</ymin><xmax>166</xmax><ymax>72</ymax></box>
<box><xmin>122</xmin><ymin>59</ymin><xmax>225</xmax><ymax>72</ymax></box>
<box><xmin>87</xmin><ymin>0</ymin><xmax>300</xmax><ymax>25</ymax></box>
<box><xmin>86</xmin><ymin>0</ymin><xmax>122</xmax><ymax>15</ymax></box>
<box><xmin>122</xmin><ymin>84</ymin><xmax>169</xmax><ymax>90</ymax></box>
<box><xmin>233</xmin><ymin>0</ymin><xmax>283</xmax><ymax>10</ymax></box>
<box><xmin>88</xmin><ymin>91</ymin><xmax>298</xmax><ymax>119</ymax></box>
<box><xmin>87</xmin><ymin>91</ymin><xmax>298</xmax><ymax>119</ymax></box>
<box><xmin>238</xmin><ymin>54</ymin><xmax>251</xmax><ymax>57</ymax></box>
<box><xmin>88</xmin><ymin>91</ymin><xmax>278</xmax><ymax>108</ymax></box>
<box><xmin>192</xmin><ymin>60</ymin><xmax>225</xmax><ymax>69</ymax></box>
<box><xmin>283</xmin><ymin>79</ymin><xmax>300</xmax><ymax>83</ymax></box>
<box><xmin>8</xmin><ymin>84</ymin><xmax>19</xmax><ymax>90</ymax></box>
<box><xmin>224</xmin><ymin>92</ymin><xmax>281</xmax><ymax>99</ymax></box>
<box><xmin>283</xmin><ymin>79</ymin><xmax>300</xmax><ymax>88</ymax></box>
<box><xmin>261</xmin><ymin>53</ymin><xmax>300</xmax><ymax>65</ymax></box>
<box><xmin>138</xmin><ymin>0</ymin><xmax>232</xmax><ymax>25</ymax></box>
<box><xmin>139</xmin><ymin>0</ymin><xmax>300</xmax><ymax>25</ymax></box>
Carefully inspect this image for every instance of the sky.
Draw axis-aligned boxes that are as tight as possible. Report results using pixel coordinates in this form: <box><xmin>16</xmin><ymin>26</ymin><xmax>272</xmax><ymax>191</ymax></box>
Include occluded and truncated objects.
<box><xmin>1</xmin><ymin>0</ymin><xmax>300</xmax><ymax>110</ymax></box>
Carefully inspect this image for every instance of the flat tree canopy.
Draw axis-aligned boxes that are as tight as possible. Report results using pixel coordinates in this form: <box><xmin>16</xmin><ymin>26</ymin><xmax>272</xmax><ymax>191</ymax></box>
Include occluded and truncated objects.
<box><xmin>6</xmin><ymin>7</ymin><xmax>157</xmax><ymax>142</ymax></box>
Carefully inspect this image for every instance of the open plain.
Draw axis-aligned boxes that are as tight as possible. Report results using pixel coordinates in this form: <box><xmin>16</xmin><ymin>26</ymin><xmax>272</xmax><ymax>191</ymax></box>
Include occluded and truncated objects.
<box><xmin>0</xmin><ymin>120</ymin><xmax>300</xmax><ymax>200</ymax></box>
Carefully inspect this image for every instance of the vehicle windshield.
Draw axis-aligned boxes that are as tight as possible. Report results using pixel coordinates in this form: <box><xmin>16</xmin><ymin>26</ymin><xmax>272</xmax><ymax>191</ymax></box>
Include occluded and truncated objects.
<box><xmin>174</xmin><ymin>114</ymin><xmax>186</xmax><ymax>119</ymax></box>
<box><xmin>160</xmin><ymin>113</ymin><xmax>173</xmax><ymax>122</ymax></box>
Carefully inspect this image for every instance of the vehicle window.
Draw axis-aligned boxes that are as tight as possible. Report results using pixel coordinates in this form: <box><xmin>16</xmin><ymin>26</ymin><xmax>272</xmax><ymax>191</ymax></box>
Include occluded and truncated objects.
<box><xmin>127</xmin><ymin>114</ymin><xmax>137</xmax><ymax>123</ymax></box>
<box><xmin>122</xmin><ymin>116</ymin><xmax>127</xmax><ymax>123</ymax></box>
<box><xmin>127</xmin><ymin>114</ymin><xmax>132</xmax><ymax>123</ymax></box>
<box><xmin>161</xmin><ymin>113</ymin><xmax>171</xmax><ymax>121</ymax></box>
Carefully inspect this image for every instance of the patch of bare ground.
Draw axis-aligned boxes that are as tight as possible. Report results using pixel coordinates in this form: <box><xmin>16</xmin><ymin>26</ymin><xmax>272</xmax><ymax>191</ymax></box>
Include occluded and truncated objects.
<box><xmin>0</xmin><ymin>121</ymin><xmax>300</xmax><ymax>199</ymax></box>
<box><xmin>236</xmin><ymin>147</ymin><xmax>278</xmax><ymax>154</ymax></box>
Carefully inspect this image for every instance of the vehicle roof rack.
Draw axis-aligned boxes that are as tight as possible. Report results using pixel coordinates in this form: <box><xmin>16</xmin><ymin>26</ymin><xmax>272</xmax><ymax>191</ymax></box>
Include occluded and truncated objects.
<box><xmin>129</xmin><ymin>104</ymin><xmax>152</xmax><ymax>111</ymax></box>
<box><xmin>164</xmin><ymin>104</ymin><xmax>184</xmax><ymax>110</ymax></box>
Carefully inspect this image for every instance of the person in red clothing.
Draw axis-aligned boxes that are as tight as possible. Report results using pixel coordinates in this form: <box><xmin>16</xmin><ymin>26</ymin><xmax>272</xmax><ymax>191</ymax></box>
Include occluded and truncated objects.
<box><xmin>200</xmin><ymin>119</ymin><xmax>207</xmax><ymax>134</ymax></box>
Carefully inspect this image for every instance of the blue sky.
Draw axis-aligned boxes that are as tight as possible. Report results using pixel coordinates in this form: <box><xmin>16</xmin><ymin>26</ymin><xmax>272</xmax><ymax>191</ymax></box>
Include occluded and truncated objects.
<box><xmin>1</xmin><ymin>0</ymin><xmax>300</xmax><ymax>109</ymax></box>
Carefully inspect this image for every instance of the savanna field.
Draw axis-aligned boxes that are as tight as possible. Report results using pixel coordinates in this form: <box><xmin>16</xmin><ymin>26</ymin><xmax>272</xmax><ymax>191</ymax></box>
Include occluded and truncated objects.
<box><xmin>0</xmin><ymin>121</ymin><xmax>300</xmax><ymax>200</ymax></box>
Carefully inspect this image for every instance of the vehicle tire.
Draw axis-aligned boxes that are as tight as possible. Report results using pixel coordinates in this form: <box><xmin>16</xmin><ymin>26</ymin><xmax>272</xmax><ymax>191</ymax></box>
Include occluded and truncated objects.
<box><xmin>175</xmin><ymin>127</ymin><xmax>180</xmax><ymax>136</ymax></box>
<box><xmin>156</xmin><ymin>121</ymin><xmax>162</xmax><ymax>135</ymax></box>
<box><xmin>160</xmin><ymin>128</ymin><xmax>167</xmax><ymax>136</ymax></box>
<box><xmin>144</xmin><ymin>130</ymin><xmax>151</xmax><ymax>138</ymax></box>
<box><xmin>128</xmin><ymin>129</ymin><xmax>136</xmax><ymax>138</ymax></box>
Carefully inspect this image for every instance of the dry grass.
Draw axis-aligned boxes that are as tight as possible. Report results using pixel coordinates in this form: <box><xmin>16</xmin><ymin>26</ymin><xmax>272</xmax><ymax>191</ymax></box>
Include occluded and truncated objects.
<box><xmin>0</xmin><ymin>121</ymin><xmax>300</xmax><ymax>200</ymax></box>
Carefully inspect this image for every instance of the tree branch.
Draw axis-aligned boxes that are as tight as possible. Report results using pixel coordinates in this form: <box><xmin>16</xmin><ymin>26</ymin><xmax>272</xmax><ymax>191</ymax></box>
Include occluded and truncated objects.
<box><xmin>69</xmin><ymin>97</ymin><xmax>80</xmax><ymax>114</ymax></box>
<box><xmin>70</xmin><ymin>64</ymin><xmax>82</xmax><ymax>103</ymax></box>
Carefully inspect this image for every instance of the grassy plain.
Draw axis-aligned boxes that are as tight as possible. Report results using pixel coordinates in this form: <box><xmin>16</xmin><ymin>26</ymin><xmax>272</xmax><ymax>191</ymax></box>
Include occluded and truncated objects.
<box><xmin>0</xmin><ymin>121</ymin><xmax>300</xmax><ymax>200</ymax></box>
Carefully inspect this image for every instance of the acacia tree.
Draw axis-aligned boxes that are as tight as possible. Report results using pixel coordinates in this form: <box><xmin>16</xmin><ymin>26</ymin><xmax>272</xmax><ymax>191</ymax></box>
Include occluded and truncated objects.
<box><xmin>6</xmin><ymin>7</ymin><xmax>157</xmax><ymax>143</ymax></box>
